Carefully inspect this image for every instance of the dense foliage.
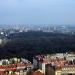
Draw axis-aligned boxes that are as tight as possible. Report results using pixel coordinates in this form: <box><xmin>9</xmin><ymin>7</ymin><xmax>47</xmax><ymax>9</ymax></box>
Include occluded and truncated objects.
<box><xmin>0</xmin><ymin>31</ymin><xmax>75</xmax><ymax>61</ymax></box>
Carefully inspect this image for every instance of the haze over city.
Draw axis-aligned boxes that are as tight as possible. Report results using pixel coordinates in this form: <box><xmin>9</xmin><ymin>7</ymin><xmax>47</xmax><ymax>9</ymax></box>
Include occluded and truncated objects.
<box><xmin>0</xmin><ymin>0</ymin><xmax>75</xmax><ymax>25</ymax></box>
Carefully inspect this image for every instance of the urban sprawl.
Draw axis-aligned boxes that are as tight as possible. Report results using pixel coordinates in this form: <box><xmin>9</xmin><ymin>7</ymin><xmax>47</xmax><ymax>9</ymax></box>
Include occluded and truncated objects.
<box><xmin>0</xmin><ymin>53</ymin><xmax>75</xmax><ymax>75</ymax></box>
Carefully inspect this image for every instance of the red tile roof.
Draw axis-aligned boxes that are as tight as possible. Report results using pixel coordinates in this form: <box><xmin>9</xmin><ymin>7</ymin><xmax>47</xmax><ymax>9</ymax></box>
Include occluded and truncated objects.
<box><xmin>0</xmin><ymin>62</ymin><xmax>32</xmax><ymax>71</ymax></box>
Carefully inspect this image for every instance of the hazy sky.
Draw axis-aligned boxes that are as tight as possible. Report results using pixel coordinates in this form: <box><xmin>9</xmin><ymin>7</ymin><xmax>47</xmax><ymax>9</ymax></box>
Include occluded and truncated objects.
<box><xmin>0</xmin><ymin>0</ymin><xmax>75</xmax><ymax>25</ymax></box>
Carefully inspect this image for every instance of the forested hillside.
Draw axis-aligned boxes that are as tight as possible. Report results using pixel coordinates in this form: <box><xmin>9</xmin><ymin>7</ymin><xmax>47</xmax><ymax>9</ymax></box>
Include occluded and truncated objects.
<box><xmin>0</xmin><ymin>31</ymin><xmax>75</xmax><ymax>61</ymax></box>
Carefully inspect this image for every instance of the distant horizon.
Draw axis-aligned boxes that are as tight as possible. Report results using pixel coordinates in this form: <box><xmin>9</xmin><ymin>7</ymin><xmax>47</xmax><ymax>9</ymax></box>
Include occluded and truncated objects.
<box><xmin>0</xmin><ymin>0</ymin><xmax>75</xmax><ymax>25</ymax></box>
<box><xmin>0</xmin><ymin>24</ymin><xmax>75</xmax><ymax>26</ymax></box>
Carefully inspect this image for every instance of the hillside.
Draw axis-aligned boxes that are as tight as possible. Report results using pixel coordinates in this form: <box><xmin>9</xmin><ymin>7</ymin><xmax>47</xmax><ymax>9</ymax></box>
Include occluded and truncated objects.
<box><xmin>0</xmin><ymin>31</ymin><xmax>75</xmax><ymax>61</ymax></box>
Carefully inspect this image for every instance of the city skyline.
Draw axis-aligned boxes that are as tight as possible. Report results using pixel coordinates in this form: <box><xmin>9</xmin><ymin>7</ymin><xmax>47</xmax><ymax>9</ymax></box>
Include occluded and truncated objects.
<box><xmin>0</xmin><ymin>0</ymin><xmax>75</xmax><ymax>25</ymax></box>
